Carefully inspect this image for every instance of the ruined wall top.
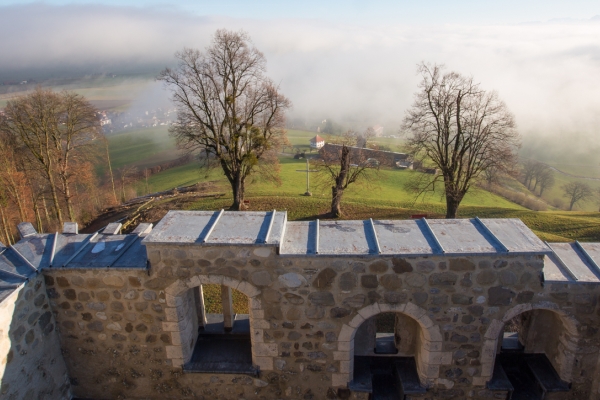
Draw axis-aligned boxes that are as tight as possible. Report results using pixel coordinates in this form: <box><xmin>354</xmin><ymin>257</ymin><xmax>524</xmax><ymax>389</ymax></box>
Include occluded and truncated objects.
<box><xmin>1</xmin><ymin>211</ymin><xmax>600</xmax><ymax>305</ymax></box>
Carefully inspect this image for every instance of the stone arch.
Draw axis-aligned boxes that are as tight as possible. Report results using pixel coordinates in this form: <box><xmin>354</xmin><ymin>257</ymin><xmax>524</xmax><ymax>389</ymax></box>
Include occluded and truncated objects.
<box><xmin>334</xmin><ymin>302</ymin><xmax>445</xmax><ymax>388</ymax></box>
<box><xmin>162</xmin><ymin>275</ymin><xmax>264</xmax><ymax>369</ymax></box>
<box><xmin>480</xmin><ymin>301</ymin><xmax>581</xmax><ymax>383</ymax></box>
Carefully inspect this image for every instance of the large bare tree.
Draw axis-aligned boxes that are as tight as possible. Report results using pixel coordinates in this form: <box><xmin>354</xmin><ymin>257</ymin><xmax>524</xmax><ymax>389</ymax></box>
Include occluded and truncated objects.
<box><xmin>402</xmin><ymin>63</ymin><xmax>520</xmax><ymax>218</ymax></box>
<box><xmin>317</xmin><ymin>129</ymin><xmax>380</xmax><ymax>218</ymax></box>
<box><xmin>158</xmin><ymin>30</ymin><xmax>291</xmax><ymax>210</ymax></box>
<box><xmin>562</xmin><ymin>181</ymin><xmax>592</xmax><ymax>211</ymax></box>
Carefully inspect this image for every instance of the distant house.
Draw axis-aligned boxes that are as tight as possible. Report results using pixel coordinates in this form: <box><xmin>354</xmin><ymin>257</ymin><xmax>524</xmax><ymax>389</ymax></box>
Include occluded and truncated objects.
<box><xmin>372</xmin><ymin>125</ymin><xmax>384</xmax><ymax>137</ymax></box>
<box><xmin>310</xmin><ymin>135</ymin><xmax>325</xmax><ymax>149</ymax></box>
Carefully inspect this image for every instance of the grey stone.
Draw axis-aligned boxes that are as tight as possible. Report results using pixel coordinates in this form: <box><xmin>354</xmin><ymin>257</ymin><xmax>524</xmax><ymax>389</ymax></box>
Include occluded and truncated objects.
<box><xmin>87</xmin><ymin>302</ymin><xmax>106</xmax><ymax>311</ymax></box>
<box><xmin>87</xmin><ymin>321</ymin><xmax>104</xmax><ymax>332</ymax></box>
<box><xmin>251</xmin><ymin>271</ymin><xmax>273</xmax><ymax>287</ymax></box>
<box><xmin>339</xmin><ymin>272</ymin><xmax>357</xmax><ymax>291</ymax></box>
<box><xmin>361</xmin><ymin>275</ymin><xmax>378</xmax><ymax>288</ymax></box>
<box><xmin>369</xmin><ymin>261</ymin><xmax>388</xmax><ymax>273</ymax></box>
<box><xmin>449</xmin><ymin>258</ymin><xmax>475</xmax><ymax>271</ymax></box>
<box><xmin>499</xmin><ymin>270</ymin><xmax>518</xmax><ymax>285</ymax></box>
<box><xmin>429</xmin><ymin>272</ymin><xmax>458</xmax><ymax>286</ymax></box>
<box><xmin>488</xmin><ymin>286</ymin><xmax>515</xmax><ymax>306</ymax></box>
<box><xmin>279</xmin><ymin>273</ymin><xmax>307</xmax><ymax>288</ymax></box>
<box><xmin>412</xmin><ymin>292</ymin><xmax>428</xmax><ymax>305</ymax></box>
<box><xmin>452</xmin><ymin>294</ymin><xmax>473</xmax><ymax>305</ymax></box>
<box><xmin>284</xmin><ymin>293</ymin><xmax>304</xmax><ymax>305</ymax></box>
<box><xmin>308</xmin><ymin>292</ymin><xmax>334</xmax><ymax>306</ymax></box>
<box><xmin>330</xmin><ymin>307</ymin><xmax>351</xmax><ymax>318</ymax></box>
<box><xmin>476</xmin><ymin>270</ymin><xmax>497</xmax><ymax>285</ymax></box>
<box><xmin>493</xmin><ymin>260</ymin><xmax>508</xmax><ymax>269</ymax></box>
<box><xmin>305</xmin><ymin>306</ymin><xmax>325</xmax><ymax>319</ymax></box>
<box><xmin>380</xmin><ymin>274</ymin><xmax>402</xmax><ymax>290</ymax></box>
<box><xmin>416</xmin><ymin>261</ymin><xmax>435</xmax><ymax>273</ymax></box>
<box><xmin>432</xmin><ymin>295</ymin><xmax>448</xmax><ymax>305</ymax></box>
<box><xmin>312</xmin><ymin>268</ymin><xmax>337</xmax><ymax>289</ymax></box>
<box><xmin>392</xmin><ymin>258</ymin><xmax>413</xmax><ymax>273</ymax></box>
<box><xmin>342</xmin><ymin>294</ymin><xmax>365</xmax><ymax>309</ymax></box>
<box><xmin>263</xmin><ymin>289</ymin><xmax>282</xmax><ymax>303</ymax></box>
<box><xmin>405</xmin><ymin>273</ymin><xmax>427</xmax><ymax>288</ymax></box>
<box><xmin>384</xmin><ymin>291</ymin><xmax>407</xmax><ymax>304</ymax></box>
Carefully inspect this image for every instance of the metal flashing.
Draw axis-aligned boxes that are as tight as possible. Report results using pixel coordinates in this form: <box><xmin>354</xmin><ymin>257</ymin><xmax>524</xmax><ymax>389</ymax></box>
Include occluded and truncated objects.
<box><xmin>315</xmin><ymin>219</ymin><xmax>320</xmax><ymax>254</ymax></box>
<box><xmin>203</xmin><ymin>209</ymin><xmax>224</xmax><ymax>243</ymax></box>
<box><xmin>9</xmin><ymin>245</ymin><xmax>38</xmax><ymax>273</ymax></box>
<box><xmin>474</xmin><ymin>217</ymin><xmax>509</xmax><ymax>253</ymax></box>
<box><xmin>264</xmin><ymin>210</ymin><xmax>276</xmax><ymax>244</ymax></box>
<box><xmin>420</xmin><ymin>218</ymin><xmax>445</xmax><ymax>254</ymax></box>
<box><xmin>369</xmin><ymin>218</ymin><xmax>381</xmax><ymax>254</ymax></box>
<box><xmin>62</xmin><ymin>232</ymin><xmax>98</xmax><ymax>267</ymax></box>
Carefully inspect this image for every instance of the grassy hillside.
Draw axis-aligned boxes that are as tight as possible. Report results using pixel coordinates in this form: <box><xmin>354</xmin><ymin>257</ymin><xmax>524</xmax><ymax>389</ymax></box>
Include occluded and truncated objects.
<box><xmin>108</xmin><ymin>126</ymin><xmax>177</xmax><ymax>169</ymax></box>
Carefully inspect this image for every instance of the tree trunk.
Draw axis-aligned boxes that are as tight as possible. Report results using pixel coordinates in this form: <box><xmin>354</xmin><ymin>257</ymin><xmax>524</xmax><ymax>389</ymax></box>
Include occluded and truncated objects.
<box><xmin>33</xmin><ymin>198</ymin><xmax>43</xmax><ymax>233</ymax></box>
<box><xmin>445</xmin><ymin>196</ymin><xmax>461</xmax><ymax>219</ymax></box>
<box><xmin>229</xmin><ymin>174</ymin><xmax>246</xmax><ymax>211</ymax></box>
<box><xmin>105</xmin><ymin>141</ymin><xmax>118</xmax><ymax>204</ymax></box>
<box><xmin>63</xmin><ymin>177</ymin><xmax>76</xmax><ymax>222</ymax></box>
<box><xmin>330</xmin><ymin>186</ymin><xmax>343</xmax><ymax>218</ymax></box>
<box><xmin>0</xmin><ymin>205</ymin><xmax>12</xmax><ymax>245</ymax></box>
<box><xmin>569</xmin><ymin>200</ymin><xmax>575</xmax><ymax>211</ymax></box>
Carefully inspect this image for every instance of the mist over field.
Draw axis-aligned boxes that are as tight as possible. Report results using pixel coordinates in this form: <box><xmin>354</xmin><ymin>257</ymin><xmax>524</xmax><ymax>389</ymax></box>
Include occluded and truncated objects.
<box><xmin>1</xmin><ymin>4</ymin><xmax>600</xmax><ymax>160</ymax></box>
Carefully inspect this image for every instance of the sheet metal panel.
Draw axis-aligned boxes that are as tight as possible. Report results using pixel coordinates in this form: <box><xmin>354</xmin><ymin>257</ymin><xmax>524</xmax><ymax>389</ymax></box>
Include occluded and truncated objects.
<box><xmin>547</xmin><ymin>243</ymin><xmax>600</xmax><ymax>282</ymax></box>
<box><xmin>206</xmin><ymin>211</ymin><xmax>281</xmax><ymax>245</ymax></box>
<box><xmin>67</xmin><ymin>235</ymin><xmax>137</xmax><ymax>269</ymax></box>
<box><xmin>11</xmin><ymin>234</ymin><xmax>54</xmax><ymax>270</ymax></box>
<box><xmin>318</xmin><ymin>220</ymin><xmax>374</xmax><ymax>255</ymax></box>
<box><xmin>542</xmin><ymin>254</ymin><xmax>573</xmax><ymax>282</ymax></box>
<box><xmin>143</xmin><ymin>210</ymin><xmax>218</xmax><ymax>244</ymax></box>
<box><xmin>373</xmin><ymin>220</ymin><xmax>436</xmax><ymax>255</ymax></box>
<box><xmin>0</xmin><ymin>250</ymin><xmax>31</xmax><ymax>281</ymax></box>
<box><xmin>52</xmin><ymin>234</ymin><xmax>94</xmax><ymax>267</ymax></box>
<box><xmin>280</xmin><ymin>222</ymin><xmax>316</xmax><ymax>255</ymax></box>
<box><xmin>427</xmin><ymin>219</ymin><xmax>496</xmax><ymax>254</ymax></box>
<box><xmin>480</xmin><ymin>219</ymin><xmax>550</xmax><ymax>253</ymax></box>
<box><xmin>111</xmin><ymin>237</ymin><xmax>148</xmax><ymax>269</ymax></box>
<box><xmin>578</xmin><ymin>243</ymin><xmax>600</xmax><ymax>275</ymax></box>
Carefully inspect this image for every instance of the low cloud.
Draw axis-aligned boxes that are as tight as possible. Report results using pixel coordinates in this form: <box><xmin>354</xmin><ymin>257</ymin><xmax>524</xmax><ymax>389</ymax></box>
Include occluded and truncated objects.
<box><xmin>1</xmin><ymin>4</ymin><xmax>600</xmax><ymax>149</ymax></box>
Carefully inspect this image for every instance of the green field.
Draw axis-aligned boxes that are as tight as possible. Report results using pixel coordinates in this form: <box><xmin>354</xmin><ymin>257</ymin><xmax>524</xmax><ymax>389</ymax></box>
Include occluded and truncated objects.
<box><xmin>108</xmin><ymin>126</ymin><xmax>178</xmax><ymax>169</ymax></box>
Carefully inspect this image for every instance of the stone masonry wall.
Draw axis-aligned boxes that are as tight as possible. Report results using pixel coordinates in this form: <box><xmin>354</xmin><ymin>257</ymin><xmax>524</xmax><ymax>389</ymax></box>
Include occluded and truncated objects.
<box><xmin>0</xmin><ymin>274</ymin><xmax>71</xmax><ymax>399</ymax></box>
<box><xmin>39</xmin><ymin>245</ymin><xmax>600</xmax><ymax>400</ymax></box>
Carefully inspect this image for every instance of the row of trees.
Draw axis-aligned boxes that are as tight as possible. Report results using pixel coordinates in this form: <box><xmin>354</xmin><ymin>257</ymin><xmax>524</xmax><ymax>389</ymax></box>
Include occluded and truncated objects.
<box><xmin>0</xmin><ymin>88</ymin><xmax>117</xmax><ymax>244</ymax></box>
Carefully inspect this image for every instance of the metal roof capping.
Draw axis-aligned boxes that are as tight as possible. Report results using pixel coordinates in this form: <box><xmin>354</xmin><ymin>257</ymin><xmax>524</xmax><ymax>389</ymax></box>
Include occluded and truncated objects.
<box><xmin>143</xmin><ymin>211</ymin><xmax>551</xmax><ymax>257</ymax></box>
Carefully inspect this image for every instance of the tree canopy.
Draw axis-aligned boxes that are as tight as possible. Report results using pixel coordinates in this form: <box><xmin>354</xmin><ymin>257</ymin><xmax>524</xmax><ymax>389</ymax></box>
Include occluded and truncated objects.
<box><xmin>158</xmin><ymin>29</ymin><xmax>291</xmax><ymax>210</ymax></box>
<box><xmin>402</xmin><ymin>63</ymin><xmax>520</xmax><ymax>218</ymax></box>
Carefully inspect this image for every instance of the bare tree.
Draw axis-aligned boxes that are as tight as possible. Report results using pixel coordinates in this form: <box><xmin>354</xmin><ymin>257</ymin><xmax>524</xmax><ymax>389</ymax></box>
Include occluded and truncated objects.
<box><xmin>402</xmin><ymin>63</ymin><xmax>520</xmax><ymax>218</ymax></box>
<box><xmin>158</xmin><ymin>30</ymin><xmax>291</xmax><ymax>210</ymax></box>
<box><xmin>0</xmin><ymin>88</ymin><xmax>101</xmax><ymax>225</ymax></box>
<box><xmin>317</xmin><ymin>130</ymin><xmax>379</xmax><ymax>218</ymax></box>
<box><xmin>536</xmin><ymin>168</ymin><xmax>555</xmax><ymax>196</ymax></box>
<box><xmin>562</xmin><ymin>181</ymin><xmax>592</xmax><ymax>211</ymax></box>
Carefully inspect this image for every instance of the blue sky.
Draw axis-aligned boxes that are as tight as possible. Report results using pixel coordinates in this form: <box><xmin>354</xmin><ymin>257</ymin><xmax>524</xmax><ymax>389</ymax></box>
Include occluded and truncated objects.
<box><xmin>1</xmin><ymin>0</ymin><xmax>598</xmax><ymax>25</ymax></box>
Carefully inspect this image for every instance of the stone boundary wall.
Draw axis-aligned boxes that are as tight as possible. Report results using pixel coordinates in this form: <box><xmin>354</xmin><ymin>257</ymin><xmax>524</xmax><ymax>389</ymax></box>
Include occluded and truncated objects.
<box><xmin>0</xmin><ymin>274</ymin><xmax>70</xmax><ymax>399</ymax></box>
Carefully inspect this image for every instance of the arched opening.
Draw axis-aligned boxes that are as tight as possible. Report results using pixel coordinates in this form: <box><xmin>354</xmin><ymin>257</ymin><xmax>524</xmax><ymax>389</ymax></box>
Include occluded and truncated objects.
<box><xmin>186</xmin><ymin>284</ymin><xmax>253</xmax><ymax>374</ymax></box>
<box><xmin>486</xmin><ymin>305</ymin><xmax>578</xmax><ymax>399</ymax></box>
<box><xmin>164</xmin><ymin>275</ymin><xmax>261</xmax><ymax>376</ymax></box>
<box><xmin>349</xmin><ymin>309</ymin><xmax>428</xmax><ymax>398</ymax></box>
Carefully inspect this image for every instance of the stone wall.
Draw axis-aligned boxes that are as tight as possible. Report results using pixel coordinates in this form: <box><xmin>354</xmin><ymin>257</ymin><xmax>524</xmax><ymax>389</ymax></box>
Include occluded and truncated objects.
<box><xmin>46</xmin><ymin>243</ymin><xmax>600</xmax><ymax>399</ymax></box>
<box><xmin>1</xmin><ymin>242</ymin><xmax>599</xmax><ymax>399</ymax></box>
<box><xmin>0</xmin><ymin>274</ymin><xmax>70</xmax><ymax>399</ymax></box>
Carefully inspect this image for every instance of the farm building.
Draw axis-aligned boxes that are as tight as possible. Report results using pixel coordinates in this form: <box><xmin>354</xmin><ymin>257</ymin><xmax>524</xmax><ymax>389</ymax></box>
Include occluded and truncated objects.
<box><xmin>1</xmin><ymin>211</ymin><xmax>600</xmax><ymax>399</ymax></box>
<box><xmin>319</xmin><ymin>143</ymin><xmax>411</xmax><ymax>168</ymax></box>
<box><xmin>310</xmin><ymin>135</ymin><xmax>325</xmax><ymax>149</ymax></box>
